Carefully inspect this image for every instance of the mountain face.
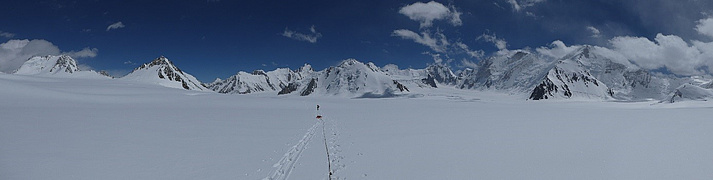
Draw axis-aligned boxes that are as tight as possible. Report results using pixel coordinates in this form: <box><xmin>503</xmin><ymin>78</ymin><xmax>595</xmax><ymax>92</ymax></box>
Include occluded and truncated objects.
<box><xmin>13</xmin><ymin>55</ymin><xmax>109</xmax><ymax>79</ymax></box>
<box><xmin>529</xmin><ymin>59</ymin><xmax>613</xmax><ymax>100</ymax></box>
<box><xmin>204</xmin><ymin>65</ymin><xmax>312</xmax><ymax>94</ymax></box>
<box><xmin>316</xmin><ymin>59</ymin><xmax>409</xmax><ymax>96</ymax></box>
<box><xmin>664</xmin><ymin>83</ymin><xmax>713</xmax><ymax>103</ymax></box>
<box><xmin>424</xmin><ymin>64</ymin><xmax>458</xmax><ymax>86</ymax></box>
<box><xmin>14</xmin><ymin>55</ymin><xmax>79</xmax><ymax>75</ymax></box>
<box><xmin>207</xmin><ymin>59</ymin><xmax>410</xmax><ymax>97</ymax></box>
<box><xmin>122</xmin><ymin>56</ymin><xmax>207</xmax><ymax>91</ymax></box>
<box><xmin>458</xmin><ymin>51</ymin><xmax>553</xmax><ymax>91</ymax></box>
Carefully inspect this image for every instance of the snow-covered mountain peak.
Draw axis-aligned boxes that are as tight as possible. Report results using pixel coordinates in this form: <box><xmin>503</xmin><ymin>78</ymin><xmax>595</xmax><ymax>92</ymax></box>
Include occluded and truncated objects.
<box><xmin>133</xmin><ymin>56</ymin><xmax>178</xmax><ymax>72</ymax></box>
<box><xmin>424</xmin><ymin>63</ymin><xmax>457</xmax><ymax>85</ymax></box>
<box><xmin>122</xmin><ymin>56</ymin><xmax>206</xmax><ymax>91</ymax></box>
<box><xmin>14</xmin><ymin>55</ymin><xmax>79</xmax><ymax>75</ymax></box>
<box><xmin>338</xmin><ymin>59</ymin><xmax>361</xmax><ymax>67</ymax></box>
<box><xmin>335</xmin><ymin>59</ymin><xmax>382</xmax><ymax>72</ymax></box>
<box><xmin>297</xmin><ymin>63</ymin><xmax>313</xmax><ymax>73</ymax></box>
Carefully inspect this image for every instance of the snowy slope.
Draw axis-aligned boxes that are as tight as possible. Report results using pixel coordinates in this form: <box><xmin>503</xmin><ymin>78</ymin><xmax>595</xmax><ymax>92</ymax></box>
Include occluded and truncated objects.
<box><xmin>2</xmin><ymin>73</ymin><xmax>713</xmax><ymax>179</ymax></box>
<box><xmin>664</xmin><ymin>83</ymin><xmax>713</xmax><ymax>103</ymax></box>
<box><xmin>563</xmin><ymin>46</ymin><xmax>685</xmax><ymax>101</ymax></box>
<box><xmin>122</xmin><ymin>56</ymin><xmax>207</xmax><ymax>91</ymax></box>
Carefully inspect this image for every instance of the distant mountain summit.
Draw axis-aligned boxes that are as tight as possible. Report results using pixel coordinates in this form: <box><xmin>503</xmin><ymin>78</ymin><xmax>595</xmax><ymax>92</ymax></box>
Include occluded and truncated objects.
<box><xmin>206</xmin><ymin>59</ymin><xmax>410</xmax><ymax>97</ymax></box>
<box><xmin>315</xmin><ymin>59</ymin><xmax>409</xmax><ymax>97</ymax></box>
<box><xmin>9</xmin><ymin>51</ymin><xmax>710</xmax><ymax>102</ymax></box>
<box><xmin>204</xmin><ymin>64</ymin><xmax>312</xmax><ymax>94</ymax></box>
<box><xmin>14</xmin><ymin>55</ymin><xmax>79</xmax><ymax>75</ymax></box>
<box><xmin>13</xmin><ymin>55</ymin><xmax>109</xmax><ymax>78</ymax></box>
<box><xmin>122</xmin><ymin>56</ymin><xmax>207</xmax><ymax>91</ymax></box>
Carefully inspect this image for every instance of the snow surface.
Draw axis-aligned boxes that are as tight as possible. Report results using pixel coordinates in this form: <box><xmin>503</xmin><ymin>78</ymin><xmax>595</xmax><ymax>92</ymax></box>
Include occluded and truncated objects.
<box><xmin>2</xmin><ymin>73</ymin><xmax>713</xmax><ymax>179</ymax></box>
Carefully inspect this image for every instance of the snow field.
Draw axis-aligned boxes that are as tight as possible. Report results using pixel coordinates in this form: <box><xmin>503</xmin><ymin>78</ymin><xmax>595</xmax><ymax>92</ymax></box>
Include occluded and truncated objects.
<box><xmin>2</xmin><ymin>74</ymin><xmax>713</xmax><ymax>179</ymax></box>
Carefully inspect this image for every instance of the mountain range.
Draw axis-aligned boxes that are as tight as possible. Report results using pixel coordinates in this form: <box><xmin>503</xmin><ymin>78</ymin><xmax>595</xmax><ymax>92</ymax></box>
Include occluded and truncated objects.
<box><xmin>8</xmin><ymin>47</ymin><xmax>713</xmax><ymax>103</ymax></box>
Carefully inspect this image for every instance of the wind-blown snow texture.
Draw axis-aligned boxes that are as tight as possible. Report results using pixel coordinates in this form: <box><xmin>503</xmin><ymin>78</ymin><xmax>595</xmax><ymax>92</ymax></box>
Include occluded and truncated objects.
<box><xmin>1</xmin><ymin>74</ymin><xmax>713</xmax><ymax>179</ymax></box>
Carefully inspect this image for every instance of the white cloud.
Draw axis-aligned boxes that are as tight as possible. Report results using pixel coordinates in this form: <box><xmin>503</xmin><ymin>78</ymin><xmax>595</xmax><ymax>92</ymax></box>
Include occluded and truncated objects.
<box><xmin>0</xmin><ymin>39</ymin><xmax>98</xmax><ymax>73</ymax></box>
<box><xmin>310</xmin><ymin>25</ymin><xmax>317</xmax><ymax>33</ymax></box>
<box><xmin>695</xmin><ymin>17</ymin><xmax>713</xmax><ymax>38</ymax></box>
<box><xmin>454</xmin><ymin>42</ymin><xmax>484</xmax><ymax>58</ymax></box>
<box><xmin>536</xmin><ymin>40</ymin><xmax>581</xmax><ymax>59</ymax></box>
<box><xmin>106</xmin><ymin>21</ymin><xmax>125</xmax><ymax>31</ymax></box>
<box><xmin>282</xmin><ymin>26</ymin><xmax>322</xmax><ymax>43</ymax></box>
<box><xmin>392</xmin><ymin>29</ymin><xmax>450</xmax><ymax>53</ymax></box>
<box><xmin>64</xmin><ymin>47</ymin><xmax>98</xmax><ymax>58</ymax></box>
<box><xmin>610</xmin><ymin>33</ymin><xmax>709</xmax><ymax>75</ymax></box>
<box><xmin>477</xmin><ymin>33</ymin><xmax>508</xmax><ymax>52</ymax></box>
<box><xmin>422</xmin><ymin>51</ymin><xmax>448</xmax><ymax>64</ymax></box>
<box><xmin>587</xmin><ymin>26</ymin><xmax>601</xmax><ymax>38</ymax></box>
<box><xmin>398</xmin><ymin>1</ymin><xmax>462</xmax><ymax>28</ymax></box>
<box><xmin>0</xmin><ymin>31</ymin><xmax>15</xmax><ymax>38</ymax></box>
<box><xmin>506</xmin><ymin>0</ymin><xmax>546</xmax><ymax>12</ymax></box>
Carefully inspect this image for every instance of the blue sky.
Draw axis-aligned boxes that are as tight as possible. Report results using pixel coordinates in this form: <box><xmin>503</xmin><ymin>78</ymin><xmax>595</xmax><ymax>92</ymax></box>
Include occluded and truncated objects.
<box><xmin>2</xmin><ymin>0</ymin><xmax>713</xmax><ymax>81</ymax></box>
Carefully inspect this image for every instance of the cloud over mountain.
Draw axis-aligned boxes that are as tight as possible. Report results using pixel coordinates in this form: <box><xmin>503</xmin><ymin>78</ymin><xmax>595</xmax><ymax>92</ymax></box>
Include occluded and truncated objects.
<box><xmin>398</xmin><ymin>1</ymin><xmax>462</xmax><ymax>28</ymax></box>
<box><xmin>0</xmin><ymin>39</ymin><xmax>98</xmax><ymax>73</ymax></box>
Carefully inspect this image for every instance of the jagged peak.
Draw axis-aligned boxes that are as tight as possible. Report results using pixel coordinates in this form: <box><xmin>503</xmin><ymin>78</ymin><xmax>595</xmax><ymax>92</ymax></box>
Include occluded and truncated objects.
<box><xmin>132</xmin><ymin>56</ymin><xmax>180</xmax><ymax>72</ymax></box>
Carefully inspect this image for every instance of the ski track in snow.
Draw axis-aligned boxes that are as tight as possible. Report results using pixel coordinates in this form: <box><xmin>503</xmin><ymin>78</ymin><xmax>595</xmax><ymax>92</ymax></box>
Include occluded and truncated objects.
<box><xmin>324</xmin><ymin>117</ymin><xmax>345</xmax><ymax>179</ymax></box>
<box><xmin>264</xmin><ymin>120</ymin><xmax>321</xmax><ymax>180</ymax></box>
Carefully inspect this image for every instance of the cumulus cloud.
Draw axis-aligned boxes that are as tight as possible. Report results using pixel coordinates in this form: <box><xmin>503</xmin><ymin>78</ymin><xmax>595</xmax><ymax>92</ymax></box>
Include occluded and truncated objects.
<box><xmin>507</xmin><ymin>0</ymin><xmax>546</xmax><ymax>12</ymax></box>
<box><xmin>106</xmin><ymin>21</ymin><xmax>125</xmax><ymax>31</ymax></box>
<box><xmin>0</xmin><ymin>39</ymin><xmax>98</xmax><ymax>73</ymax></box>
<box><xmin>399</xmin><ymin>1</ymin><xmax>462</xmax><ymax>28</ymax></box>
<box><xmin>587</xmin><ymin>26</ymin><xmax>601</xmax><ymax>38</ymax></box>
<box><xmin>0</xmin><ymin>31</ymin><xmax>15</xmax><ymax>38</ymax></box>
<box><xmin>282</xmin><ymin>25</ymin><xmax>322</xmax><ymax>43</ymax></box>
<box><xmin>695</xmin><ymin>17</ymin><xmax>713</xmax><ymax>38</ymax></box>
<box><xmin>609</xmin><ymin>33</ymin><xmax>710</xmax><ymax>75</ymax></box>
<box><xmin>392</xmin><ymin>29</ymin><xmax>450</xmax><ymax>53</ymax></box>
